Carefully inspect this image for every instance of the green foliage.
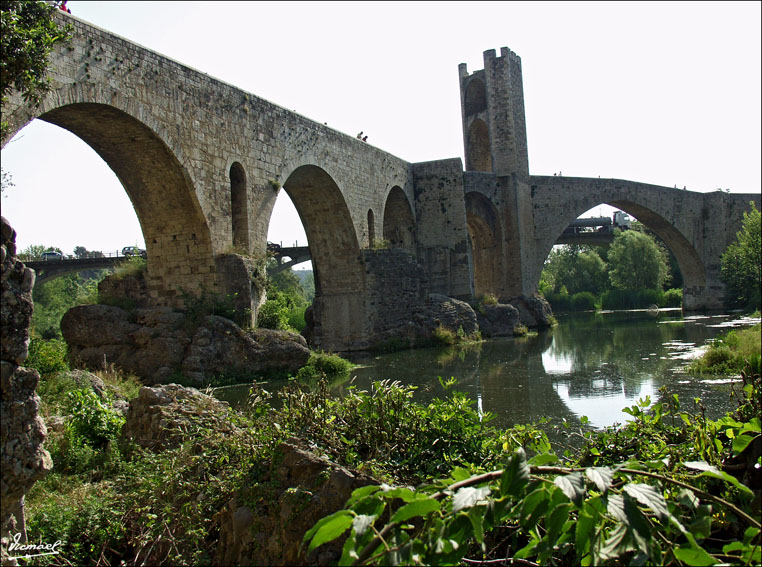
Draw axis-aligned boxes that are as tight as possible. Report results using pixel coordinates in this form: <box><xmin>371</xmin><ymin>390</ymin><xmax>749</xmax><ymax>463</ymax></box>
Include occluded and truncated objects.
<box><xmin>18</xmin><ymin>243</ymin><xmax>60</xmax><ymax>261</ymax></box>
<box><xmin>570</xmin><ymin>291</ymin><xmax>597</xmax><ymax>312</ymax></box>
<box><xmin>608</xmin><ymin>230</ymin><xmax>670</xmax><ymax>291</ymax></box>
<box><xmin>432</xmin><ymin>324</ymin><xmax>482</xmax><ymax>346</ymax></box>
<box><xmin>66</xmin><ymin>389</ymin><xmax>125</xmax><ymax>448</ymax></box>
<box><xmin>112</xmin><ymin>254</ymin><xmax>146</xmax><ymax>280</ymax></box>
<box><xmin>600</xmin><ymin>288</ymin><xmax>664</xmax><ymax>310</ymax></box>
<box><xmin>31</xmin><ymin>271</ymin><xmax>100</xmax><ymax>338</ymax></box>
<box><xmin>688</xmin><ymin>324</ymin><xmax>761</xmax><ymax>376</ymax></box>
<box><xmin>541</xmin><ymin>245</ymin><xmax>609</xmax><ymax>296</ymax></box>
<box><xmin>1</xmin><ymin>0</ymin><xmax>71</xmax><ymax>139</ymax></box>
<box><xmin>721</xmin><ymin>202</ymin><xmax>761</xmax><ymax>310</ymax></box>
<box><xmin>307</xmin><ymin>387</ymin><xmax>762</xmax><ymax>566</ymax></box>
<box><xmin>279</xmin><ymin>378</ymin><xmax>549</xmax><ymax>484</ymax></box>
<box><xmin>259</xmin><ymin>265</ymin><xmax>310</xmax><ymax>331</ymax></box>
<box><xmin>26</xmin><ymin>478</ymin><xmax>127</xmax><ymax>567</ymax></box>
<box><xmin>26</xmin><ymin>337</ymin><xmax>68</xmax><ymax>374</ymax></box>
<box><xmin>295</xmin><ymin>351</ymin><xmax>354</xmax><ymax>381</ymax></box>
<box><xmin>662</xmin><ymin>287</ymin><xmax>683</xmax><ymax>308</ymax></box>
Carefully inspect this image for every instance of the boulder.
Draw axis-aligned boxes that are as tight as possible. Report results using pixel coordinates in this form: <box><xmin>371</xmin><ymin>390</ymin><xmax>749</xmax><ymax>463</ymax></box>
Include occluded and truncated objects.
<box><xmin>476</xmin><ymin>302</ymin><xmax>522</xmax><ymax>337</ymax></box>
<box><xmin>61</xmin><ymin>304</ymin><xmax>140</xmax><ymax>347</ymax></box>
<box><xmin>121</xmin><ymin>383</ymin><xmax>237</xmax><ymax>451</ymax></box>
<box><xmin>62</xmin><ymin>306</ymin><xmax>310</xmax><ymax>385</ymax></box>
<box><xmin>182</xmin><ymin>316</ymin><xmax>310</xmax><ymax>382</ymax></box>
<box><xmin>506</xmin><ymin>294</ymin><xmax>554</xmax><ymax>328</ymax></box>
<box><xmin>215</xmin><ymin>442</ymin><xmax>376</xmax><ymax>566</ymax></box>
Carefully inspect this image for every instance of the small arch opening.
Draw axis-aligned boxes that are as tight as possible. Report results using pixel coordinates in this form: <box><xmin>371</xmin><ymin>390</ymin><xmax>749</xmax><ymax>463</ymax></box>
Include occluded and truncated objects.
<box><xmin>467</xmin><ymin>119</ymin><xmax>491</xmax><ymax>172</ymax></box>
<box><xmin>230</xmin><ymin>162</ymin><xmax>249</xmax><ymax>250</ymax></box>
<box><xmin>464</xmin><ymin>78</ymin><xmax>487</xmax><ymax>116</ymax></box>
<box><xmin>367</xmin><ymin>209</ymin><xmax>376</xmax><ymax>248</ymax></box>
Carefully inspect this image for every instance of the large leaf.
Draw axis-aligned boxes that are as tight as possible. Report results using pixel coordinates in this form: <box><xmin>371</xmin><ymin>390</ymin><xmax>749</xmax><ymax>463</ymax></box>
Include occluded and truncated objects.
<box><xmin>555</xmin><ymin>472</ymin><xmax>586</xmax><ymax>507</ymax></box>
<box><xmin>500</xmin><ymin>448</ymin><xmax>530</xmax><ymax>497</ymax></box>
<box><xmin>304</xmin><ymin>510</ymin><xmax>354</xmax><ymax>551</ymax></box>
<box><xmin>623</xmin><ymin>483</ymin><xmax>669</xmax><ymax>521</ymax></box>
<box><xmin>586</xmin><ymin>466</ymin><xmax>613</xmax><ymax>494</ymax></box>
<box><xmin>391</xmin><ymin>498</ymin><xmax>441</xmax><ymax>522</ymax></box>
<box><xmin>683</xmin><ymin>461</ymin><xmax>753</xmax><ymax>497</ymax></box>
<box><xmin>575</xmin><ymin>508</ymin><xmax>595</xmax><ymax>560</ymax></box>
<box><xmin>732</xmin><ymin>432</ymin><xmax>760</xmax><ymax>455</ymax></box>
<box><xmin>673</xmin><ymin>544</ymin><xmax>717</xmax><ymax>566</ymax></box>
<box><xmin>452</xmin><ymin>486</ymin><xmax>491</xmax><ymax>513</ymax></box>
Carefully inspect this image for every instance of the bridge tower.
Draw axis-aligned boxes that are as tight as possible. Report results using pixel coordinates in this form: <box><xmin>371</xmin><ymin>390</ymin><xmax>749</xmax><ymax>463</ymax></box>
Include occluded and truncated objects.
<box><xmin>458</xmin><ymin>48</ymin><xmax>537</xmax><ymax>299</ymax></box>
<box><xmin>459</xmin><ymin>47</ymin><xmax>529</xmax><ymax>178</ymax></box>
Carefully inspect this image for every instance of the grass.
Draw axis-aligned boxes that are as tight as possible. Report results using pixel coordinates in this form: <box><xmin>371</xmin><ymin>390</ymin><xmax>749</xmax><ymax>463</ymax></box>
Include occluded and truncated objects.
<box><xmin>687</xmin><ymin>323</ymin><xmax>761</xmax><ymax>376</ymax></box>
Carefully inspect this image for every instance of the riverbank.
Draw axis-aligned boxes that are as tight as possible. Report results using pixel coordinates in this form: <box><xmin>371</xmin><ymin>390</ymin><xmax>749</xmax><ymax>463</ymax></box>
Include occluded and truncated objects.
<box><xmin>20</xmin><ymin>317</ymin><xmax>761</xmax><ymax>565</ymax></box>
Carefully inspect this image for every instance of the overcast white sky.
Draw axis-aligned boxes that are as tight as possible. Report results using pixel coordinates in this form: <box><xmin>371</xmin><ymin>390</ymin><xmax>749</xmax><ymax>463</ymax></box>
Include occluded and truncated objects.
<box><xmin>1</xmin><ymin>1</ymin><xmax>760</xmax><ymax>257</ymax></box>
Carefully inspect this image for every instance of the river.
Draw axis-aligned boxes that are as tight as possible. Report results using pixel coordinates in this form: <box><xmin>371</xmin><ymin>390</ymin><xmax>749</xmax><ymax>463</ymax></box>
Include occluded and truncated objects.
<box><xmin>214</xmin><ymin>310</ymin><xmax>759</xmax><ymax>438</ymax></box>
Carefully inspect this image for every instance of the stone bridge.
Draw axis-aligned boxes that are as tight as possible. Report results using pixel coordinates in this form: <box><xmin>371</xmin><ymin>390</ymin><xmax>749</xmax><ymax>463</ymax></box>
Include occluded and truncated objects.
<box><xmin>3</xmin><ymin>13</ymin><xmax>758</xmax><ymax>351</ymax></box>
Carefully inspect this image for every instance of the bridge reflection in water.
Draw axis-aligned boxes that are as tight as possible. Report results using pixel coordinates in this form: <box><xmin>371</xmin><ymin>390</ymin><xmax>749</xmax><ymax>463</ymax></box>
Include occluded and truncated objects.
<box><xmin>215</xmin><ymin>311</ymin><xmax>757</xmax><ymax>439</ymax></box>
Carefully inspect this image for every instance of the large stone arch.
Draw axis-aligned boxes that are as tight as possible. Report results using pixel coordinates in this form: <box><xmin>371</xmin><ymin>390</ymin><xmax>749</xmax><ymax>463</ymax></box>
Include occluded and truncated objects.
<box><xmin>534</xmin><ymin>198</ymin><xmax>705</xmax><ymax>299</ymax></box>
<box><xmin>280</xmin><ymin>164</ymin><xmax>367</xmax><ymax>350</ymax></box>
<box><xmin>382</xmin><ymin>186</ymin><xmax>416</xmax><ymax>254</ymax></box>
<box><xmin>466</xmin><ymin>192</ymin><xmax>503</xmax><ymax>298</ymax></box>
<box><xmin>4</xmin><ymin>99</ymin><xmax>215</xmax><ymax>304</ymax></box>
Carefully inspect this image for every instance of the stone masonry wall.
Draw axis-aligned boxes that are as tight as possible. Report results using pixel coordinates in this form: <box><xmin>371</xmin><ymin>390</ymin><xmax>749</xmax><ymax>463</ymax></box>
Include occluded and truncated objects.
<box><xmin>1</xmin><ymin>218</ymin><xmax>52</xmax><ymax>566</ymax></box>
<box><xmin>413</xmin><ymin>159</ymin><xmax>473</xmax><ymax>299</ymax></box>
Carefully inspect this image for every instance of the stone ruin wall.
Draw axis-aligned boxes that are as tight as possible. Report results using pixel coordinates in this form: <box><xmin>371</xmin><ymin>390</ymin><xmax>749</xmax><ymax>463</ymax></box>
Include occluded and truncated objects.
<box><xmin>0</xmin><ymin>217</ymin><xmax>52</xmax><ymax>566</ymax></box>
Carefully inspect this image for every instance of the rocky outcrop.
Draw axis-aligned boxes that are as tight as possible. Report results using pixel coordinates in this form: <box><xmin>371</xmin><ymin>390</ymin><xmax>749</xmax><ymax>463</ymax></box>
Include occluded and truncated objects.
<box><xmin>97</xmin><ymin>272</ymin><xmax>150</xmax><ymax>309</ymax></box>
<box><xmin>1</xmin><ymin>217</ymin><xmax>52</xmax><ymax>566</ymax></box>
<box><xmin>215</xmin><ymin>443</ymin><xmax>376</xmax><ymax>566</ymax></box>
<box><xmin>507</xmin><ymin>294</ymin><xmax>554</xmax><ymax>328</ymax></box>
<box><xmin>121</xmin><ymin>384</ymin><xmax>237</xmax><ymax>451</ymax></box>
<box><xmin>362</xmin><ymin>293</ymin><xmax>481</xmax><ymax>351</ymax></box>
<box><xmin>61</xmin><ymin>305</ymin><xmax>310</xmax><ymax>385</ymax></box>
<box><xmin>475</xmin><ymin>302</ymin><xmax>522</xmax><ymax>337</ymax></box>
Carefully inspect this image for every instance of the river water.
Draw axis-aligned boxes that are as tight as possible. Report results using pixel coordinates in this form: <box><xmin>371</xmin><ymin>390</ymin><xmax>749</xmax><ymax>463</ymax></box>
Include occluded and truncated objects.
<box><xmin>214</xmin><ymin>310</ymin><xmax>759</xmax><ymax>436</ymax></box>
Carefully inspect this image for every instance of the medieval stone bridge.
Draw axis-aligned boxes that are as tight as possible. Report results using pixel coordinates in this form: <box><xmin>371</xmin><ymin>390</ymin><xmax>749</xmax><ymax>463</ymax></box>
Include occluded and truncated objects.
<box><xmin>3</xmin><ymin>13</ymin><xmax>758</xmax><ymax>351</ymax></box>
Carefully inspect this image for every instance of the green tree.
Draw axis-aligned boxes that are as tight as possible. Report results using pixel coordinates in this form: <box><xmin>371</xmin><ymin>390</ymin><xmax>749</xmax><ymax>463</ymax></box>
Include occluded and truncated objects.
<box><xmin>540</xmin><ymin>245</ymin><xmax>609</xmax><ymax>295</ymax></box>
<box><xmin>608</xmin><ymin>230</ymin><xmax>669</xmax><ymax>291</ymax></box>
<box><xmin>1</xmin><ymin>0</ymin><xmax>71</xmax><ymax>139</ymax></box>
<box><xmin>18</xmin><ymin>243</ymin><xmax>60</xmax><ymax>261</ymax></box>
<box><xmin>721</xmin><ymin>202</ymin><xmax>761</xmax><ymax>310</ymax></box>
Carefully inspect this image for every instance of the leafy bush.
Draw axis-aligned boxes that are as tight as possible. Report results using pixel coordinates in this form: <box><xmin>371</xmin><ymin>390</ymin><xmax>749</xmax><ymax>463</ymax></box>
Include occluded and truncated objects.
<box><xmin>257</xmin><ymin>296</ymin><xmax>291</xmax><ymax>330</ymax></box>
<box><xmin>295</xmin><ymin>351</ymin><xmax>354</xmax><ymax>381</ymax></box>
<box><xmin>306</xmin><ymin>386</ymin><xmax>762</xmax><ymax>566</ymax></box>
<box><xmin>26</xmin><ymin>337</ymin><xmax>69</xmax><ymax>374</ymax></box>
<box><xmin>432</xmin><ymin>324</ymin><xmax>456</xmax><ymax>345</ymax></box>
<box><xmin>544</xmin><ymin>291</ymin><xmax>572</xmax><ymax>312</ymax></box>
<box><xmin>600</xmin><ymin>288</ymin><xmax>664</xmax><ymax>310</ymax></box>
<box><xmin>688</xmin><ymin>324</ymin><xmax>761</xmax><ymax>376</ymax></box>
<box><xmin>662</xmin><ymin>287</ymin><xmax>683</xmax><ymax>307</ymax></box>
<box><xmin>570</xmin><ymin>291</ymin><xmax>597</xmax><ymax>311</ymax></box>
<box><xmin>113</xmin><ymin>255</ymin><xmax>146</xmax><ymax>279</ymax></box>
<box><xmin>67</xmin><ymin>389</ymin><xmax>126</xmax><ymax>448</ymax></box>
